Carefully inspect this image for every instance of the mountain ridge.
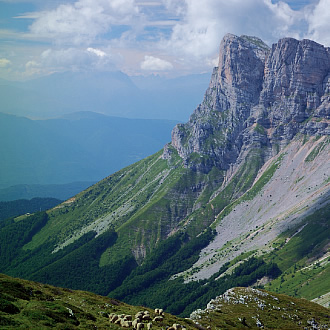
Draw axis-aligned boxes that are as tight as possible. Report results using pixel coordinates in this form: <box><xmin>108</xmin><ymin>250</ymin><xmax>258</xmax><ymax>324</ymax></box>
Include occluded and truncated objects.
<box><xmin>0</xmin><ymin>71</ymin><xmax>209</xmax><ymax>121</ymax></box>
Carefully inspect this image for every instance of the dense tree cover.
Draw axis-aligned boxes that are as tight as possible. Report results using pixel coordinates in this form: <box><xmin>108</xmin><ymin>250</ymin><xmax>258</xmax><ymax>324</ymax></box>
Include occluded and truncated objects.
<box><xmin>0</xmin><ymin>212</ymin><xmax>281</xmax><ymax>317</ymax></box>
<box><xmin>110</xmin><ymin>253</ymin><xmax>281</xmax><ymax>317</ymax></box>
<box><xmin>0</xmin><ymin>212</ymin><xmax>48</xmax><ymax>270</ymax></box>
<box><xmin>0</xmin><ymin>198</ymin><xmax>62</xmax><ymax>221</ymax></box>
<box><xmin>7</xmin><ymin>231</ymin><xmax>97</xmax><ymax>278</ymax></box>
<box><xmin>110</xmin><ymin>228</ymin><xmax>216</xmax><ymax>299</ymax></box>
<box><xmin>0</xmin><ymin>212</ymin><xmax>137</xmax><ymax>296</ymax></box>
<box><xmin>30</xmin><ymin>230</ymin><xmax>137</xmax><ymax>295</ymax></box>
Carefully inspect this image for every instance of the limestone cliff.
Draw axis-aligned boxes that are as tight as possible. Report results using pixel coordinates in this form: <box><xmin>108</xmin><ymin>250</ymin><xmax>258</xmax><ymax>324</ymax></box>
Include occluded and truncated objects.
<box><xmin>164</xmin><ymin>34</ymin><xmax>330</xmax><ymax>173</ymax></box>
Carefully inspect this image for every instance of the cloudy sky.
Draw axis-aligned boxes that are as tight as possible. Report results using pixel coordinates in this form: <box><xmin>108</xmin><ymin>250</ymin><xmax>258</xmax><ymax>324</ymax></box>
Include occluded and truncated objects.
<box><xmin>0</xmin><ymin>0</ymin><xmax>329</xmax><ymax>80</ymax></box>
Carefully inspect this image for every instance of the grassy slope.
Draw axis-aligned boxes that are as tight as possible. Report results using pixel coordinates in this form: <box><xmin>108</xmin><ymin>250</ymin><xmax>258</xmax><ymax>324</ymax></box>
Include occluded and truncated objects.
<box><xmin>265</xmin><ymin>204</ymin><xmax>330</xmax><ymax>301</ymax></box>
<box><xmin>1</xmin><ymin>273</ymin><xmax>329</xmax><ymax>329</ymax></box>
<box><xmin>21</xmin><ymin>147</ymin><xmax>228</xmax><ymax>265</ymax></box>
<box><xmin>0</xmin><ymin>135</ymin><xmax>328</xmax><ymax>318</ymax></box>
<box><xmin>0</xmin><ymin>273</ymin><xmax>197</xmax><ymax>329</ymax></box>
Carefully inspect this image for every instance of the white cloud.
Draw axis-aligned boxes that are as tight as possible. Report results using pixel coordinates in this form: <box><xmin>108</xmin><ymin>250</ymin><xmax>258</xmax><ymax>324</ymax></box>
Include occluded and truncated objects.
<box><xmin>2</xmin><ymin>0</ymin><xmax>329</xmax><ymax>80</ymax></box>
<box><xmin>14</xmin><ymin>12</ymin><xmax>42</xmax><ymax>19</ymax></box>
<box><xmin>137</xmin><ymin>1</ymin><xmax>163</xmax><ymax>6</ymax></box>
<box><xmin>161</xmin><ymin>0</ymin><xmax>303</xmax><ymax>60</ymax></box>
<box><xmin>24</xmin><ymin>60</ymin><xmax>42</xmax><ymax>76</ymax></box>
<box><xmin>29</xmin><ymin>0</ymin><xmax>140</xmax><ymax>44</ymax></box>
<box><xmin>162</xmin><ymin>0</ymin><xmax>186</xmax><ymax>16</ymax></box>
<box><xmin>87</xmin><ymin>47</ymin><xmax>107</xmax><ymax>57</ymax></box>
<box><xmin>0</xmin><ymin>58</ymin><xmax>12</xmax><ymax>68</ymax></box>
<box><xmin>306</xmin><ymin>0</ymin><xmax>330</xmax><ymax>46</ymax></box>
<box><xmin>140</xmin><ymin>55</ymin><xmax>173</xmax><ymax>70</ymax></box>
<box><xmin>25</xmin><ymin>60</ymin><xmax>39</xmax><ymax>69</ymax></box>
<box><xmin>36</xmin><ymin>47</ymin><xmax>116</xmax><ymax>72</ymax></box>
<box><xmin>40</xmin><ymin>48</ymin><xmax>90</xmax><ymax>69</ymax></box>
<box><xmin>206</xmin><ymin>56</ymin><xmax>219</xmax><ymax>68</ymax></box>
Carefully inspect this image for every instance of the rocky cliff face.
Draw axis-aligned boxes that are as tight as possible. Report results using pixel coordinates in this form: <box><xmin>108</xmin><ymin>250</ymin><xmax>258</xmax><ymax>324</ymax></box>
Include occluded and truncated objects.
<box><xmin>164</xmin><ymin>34</ymin><xmax>330</xmax><ymax>173</ymax></box>
<box><xmin>163</xmin><ymin>34</ymin><xmax>330</xmax><ymax>283</ymax></box>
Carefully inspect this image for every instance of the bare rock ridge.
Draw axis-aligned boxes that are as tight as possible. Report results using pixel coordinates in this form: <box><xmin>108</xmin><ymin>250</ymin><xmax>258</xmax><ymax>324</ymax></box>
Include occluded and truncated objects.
<box><xmin>164</xmin><ymin>34</ymin><xmax>330</xmax><ymax>173</ymax></box>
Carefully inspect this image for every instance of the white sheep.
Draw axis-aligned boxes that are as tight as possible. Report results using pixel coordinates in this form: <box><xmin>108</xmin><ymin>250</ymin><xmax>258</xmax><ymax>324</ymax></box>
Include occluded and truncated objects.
<box><xmin>153</xmin><ymin>316</ymin><xmax>163</xmax><ymax>322</ymax></box>
<box><xmin>136</xmin><ymin>323</ymin><xmax>144</xmax><ymax>330</ymax></box>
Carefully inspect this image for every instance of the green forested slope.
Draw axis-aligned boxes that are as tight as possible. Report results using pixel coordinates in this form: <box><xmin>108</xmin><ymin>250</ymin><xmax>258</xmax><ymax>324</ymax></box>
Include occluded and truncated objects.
<box><xmin>0</xmin><ymin>198</ymin><xmax>62</xmax><ymax>221</ymax></box>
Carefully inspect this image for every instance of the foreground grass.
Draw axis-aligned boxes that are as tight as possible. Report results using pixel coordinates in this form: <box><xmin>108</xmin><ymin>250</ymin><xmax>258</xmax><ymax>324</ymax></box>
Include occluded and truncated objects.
<box><xmin>0</xmin><ymin>273</ymin><xmax>196</xmax><ymax>329</ymax></box>
<box><xmin>1</xmin><ymin>273</ymin><xmax>329</xmax><ymax>329</ymax></box>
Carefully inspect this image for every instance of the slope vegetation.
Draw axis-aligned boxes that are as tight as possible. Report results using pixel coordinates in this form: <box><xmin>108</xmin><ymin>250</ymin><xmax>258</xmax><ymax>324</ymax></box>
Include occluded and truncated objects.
<box><xmin>1</xmin><ymin>273</ymin><xmax>329</xmax><ymax>329</ymax></box>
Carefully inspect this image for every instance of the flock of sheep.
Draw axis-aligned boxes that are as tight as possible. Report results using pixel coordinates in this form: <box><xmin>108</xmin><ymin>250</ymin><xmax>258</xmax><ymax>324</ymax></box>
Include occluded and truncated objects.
<box><xmin>109</xmin><ymin>308</ymin><xmax>186</xmax><ymax>329</ymax></box>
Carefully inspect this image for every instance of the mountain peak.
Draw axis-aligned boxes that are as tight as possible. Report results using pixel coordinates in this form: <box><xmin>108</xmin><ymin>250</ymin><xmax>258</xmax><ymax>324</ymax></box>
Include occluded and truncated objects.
<box><xmin>165</xmin><ymin>34</ymin><xmax>329</xmax><ymax>173</ymax></box>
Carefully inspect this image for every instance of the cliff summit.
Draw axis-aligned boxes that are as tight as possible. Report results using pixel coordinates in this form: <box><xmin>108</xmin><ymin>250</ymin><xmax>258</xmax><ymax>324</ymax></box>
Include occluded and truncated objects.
<box><xmin>165</xmin><ymin>34</ymin><xmax>330</xmax><ymax>173</ymax></box>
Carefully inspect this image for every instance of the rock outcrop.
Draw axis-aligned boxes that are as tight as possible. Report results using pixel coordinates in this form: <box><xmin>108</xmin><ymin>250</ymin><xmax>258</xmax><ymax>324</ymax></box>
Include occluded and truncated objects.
<box><xmin>165</xmin><ymin>34</ymin><xmax>330</xmax><ymax>173</ymax></box>
<box><xmin>190</xmin><ymin>287</ymin><xmax>330</xmax><ymax>329</ymax></box>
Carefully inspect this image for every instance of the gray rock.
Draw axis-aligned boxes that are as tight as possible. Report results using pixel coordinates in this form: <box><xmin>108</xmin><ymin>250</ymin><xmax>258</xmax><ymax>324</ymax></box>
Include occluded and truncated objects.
<box><xmin>165</xmin><ymin>34</ymin><xmax>329</xmax><ymax>174</ymax></box>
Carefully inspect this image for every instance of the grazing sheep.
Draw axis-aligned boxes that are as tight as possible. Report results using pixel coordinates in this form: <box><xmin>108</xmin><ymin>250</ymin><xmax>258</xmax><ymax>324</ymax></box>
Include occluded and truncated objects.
<box><xmin>153</xmin><ymin>316</ymin><xmax>163</xmax><ymax>322</ymax></box>
<box><xmin>136</xmin><ymin>323</ymin><xmax>144</xmax><ymax>330</ymax></box>
<box><xmin>132</xmin><ymin>319</ymin><xmax>139</xmax><ymax>328</ymax></box>
<box><xmin>120</xmin><ymin>319</ymin><xmax>132</xmax><ymax>328</ymax></box>
<box><xmin>109</xmin><ymin>314</ymin><xmax>118</xmax><ymax>323</ymax></box>
<box><xmin>147</xmin><ymin>323</ymin><xmax>152</xmax><ymax>330</ymax></box>
<box><xmin>135</xmin><ymin>312</ymin><xmax>144</xmax><ymax>319</ymax></box>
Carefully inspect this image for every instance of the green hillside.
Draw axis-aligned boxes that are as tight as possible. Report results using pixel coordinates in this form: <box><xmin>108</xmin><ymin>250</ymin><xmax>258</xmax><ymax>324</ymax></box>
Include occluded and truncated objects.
<box><xmin>0</xmin><ymin>137</ymin><xmax>328</xmax><ymax>316</ymax></box>
<box><xmin>0</xmin><ymin>273</ymin><xmax>197</xmax><ymax>329</ymax></box>
<box><xmin>1</xmin><ymin>273</ymin><xmax>329</xmax><ymax>329</ymax></box>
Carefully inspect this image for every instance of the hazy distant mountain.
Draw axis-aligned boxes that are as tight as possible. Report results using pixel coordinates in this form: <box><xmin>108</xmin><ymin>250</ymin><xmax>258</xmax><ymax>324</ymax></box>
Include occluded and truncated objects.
<box><xmin>0</xmin><ymin>111</ymin><xmax>177</xmax><ymax>190</ymax></box>
<box><xmin>0</xmin><ymin>182</ymin><xmax>94</xmax><ymax>202</ymax></box>
<box><xmin>0</xmin><ymin>71</ymin><xmax>209</xmax><ymax>121</ymax></box>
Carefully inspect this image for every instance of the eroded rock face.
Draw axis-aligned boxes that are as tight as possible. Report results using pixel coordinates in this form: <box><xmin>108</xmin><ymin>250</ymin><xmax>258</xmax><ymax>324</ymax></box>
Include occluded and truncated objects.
<box><xmin>260</xmin><ymin>37</ymin><xmax>330</xmax><ymax>144</ymax></box>
<box><xmin>166</xmin><ymin>34</ymin><xmax>330</xmax><ymax>172</ymax></box>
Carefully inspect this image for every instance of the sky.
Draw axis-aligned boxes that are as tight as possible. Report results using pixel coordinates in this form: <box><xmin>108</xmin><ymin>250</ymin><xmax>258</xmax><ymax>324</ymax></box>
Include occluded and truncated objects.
<box><xmin>0</xmin><ymin>0</ymin><xmax>329</xmax><ymax>81</ymax></box>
